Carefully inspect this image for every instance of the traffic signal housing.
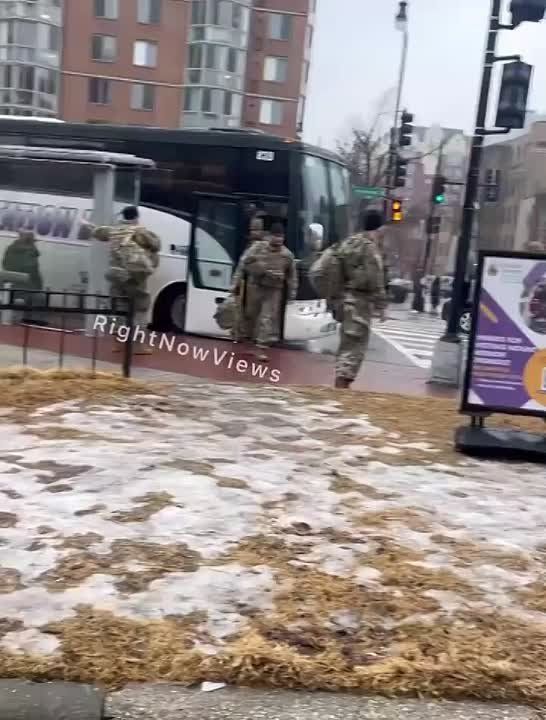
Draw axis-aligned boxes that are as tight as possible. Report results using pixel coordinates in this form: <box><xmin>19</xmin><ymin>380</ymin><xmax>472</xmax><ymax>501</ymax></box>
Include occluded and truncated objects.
<box><xmin>510</xmin><ymin>0</ymin><xmax>546</xmax><ymax>26</ymax></box>
<box><xmin>398</xmin><ymin>110</ymin><xmax>414</xmax><ymax>147</ymax></box>
<box><xmin>393</xmin><ymin>156</ymin><xmax>408</xmax><ymax>188</ymax></box>
<box><xmin>427</xmin><ymin>217</ymin><xmax>441</xmax><ymax>235</ymax></box>
<box><xmin>391</xmin><ymin>199</ymin><xmax>403</xmax><ymax>223</ymax></box>
<box><xmin>432</xmin><ymin>175</ymin><xmax>446</xmax><ymax>204</ymax></box>
<box><xmin>495</xmin><ymin>61</ymin><xmax>533</xmax><ymax>129</ymax></box>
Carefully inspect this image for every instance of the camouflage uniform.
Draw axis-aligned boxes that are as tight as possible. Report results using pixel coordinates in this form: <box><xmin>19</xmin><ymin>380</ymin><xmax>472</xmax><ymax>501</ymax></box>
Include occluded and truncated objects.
<box><xmin>93</xmin><ymin>221</ymin><xmax>157</xmax><ymax>326</ymax></box>
<box><xmin>2</xmin><ymin>231</ymin><xmax>44</xmax><ymax>322</ymax></box>
<box><xmin>231</xmin><ymin>237</ymin><xmax>298</xmax><ymax>347</ymax></box>
<box><xmin>335</xmin><ymin>232</ymin><xmax>387</xmax><ymax>385</ymax></box>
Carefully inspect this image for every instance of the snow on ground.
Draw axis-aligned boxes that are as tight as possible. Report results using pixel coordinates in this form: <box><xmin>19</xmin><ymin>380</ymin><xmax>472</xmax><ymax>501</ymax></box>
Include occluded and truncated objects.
<box><xmin>1</xmin><ymin>381</ymin><xmax>546</xmax><ymax>658</ymax></box>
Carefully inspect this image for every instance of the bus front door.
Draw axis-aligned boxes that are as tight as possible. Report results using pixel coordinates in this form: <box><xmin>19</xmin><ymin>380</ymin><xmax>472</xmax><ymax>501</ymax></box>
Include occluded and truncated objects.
<box><xmin>185</xmin><ymin>193</ymin><xmax>244</xmax><ymax>337</ymax></box>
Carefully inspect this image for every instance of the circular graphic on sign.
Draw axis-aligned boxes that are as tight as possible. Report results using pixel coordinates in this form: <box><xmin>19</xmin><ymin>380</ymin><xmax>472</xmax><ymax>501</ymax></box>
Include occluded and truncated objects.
<box><xmin>520</xmin><ymin>280</ymin><xmax>546</xmax><ymax>334</ymax></box>
<box><xmin>523</xmin><ymin>349</ymin><xmax>546</xmax><ymax>407</ymax></box>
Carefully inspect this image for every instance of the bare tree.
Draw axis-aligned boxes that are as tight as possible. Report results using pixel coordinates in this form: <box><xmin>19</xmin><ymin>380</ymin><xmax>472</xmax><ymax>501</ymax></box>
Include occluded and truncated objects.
<box><xmin>336</xmin><ymin>90</ymin><xmax>394</xmax><ymax>189</ymax></box>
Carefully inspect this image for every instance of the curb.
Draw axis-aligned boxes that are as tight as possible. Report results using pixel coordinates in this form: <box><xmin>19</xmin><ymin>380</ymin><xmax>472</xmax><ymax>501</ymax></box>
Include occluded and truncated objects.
<box><xmin>0</xmin><ymin>680</ymin><xmax>105</xmax><ymax>720</ymax></box>
<box><xmin>0</xmin><ymin>681</ymin><xmax>540</xmax><ymax>720</ymax></box>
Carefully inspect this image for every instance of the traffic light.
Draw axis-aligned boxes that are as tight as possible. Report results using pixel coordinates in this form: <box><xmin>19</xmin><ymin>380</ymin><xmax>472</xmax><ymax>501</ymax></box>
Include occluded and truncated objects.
<box><xmin>510</xmin><ymin>0</ymin><xmax>546</xmax><ymax>26</ymax></box>
<box><xmin>432</xmin><ymin>175</ymin><xmax>446</xmax><ymax>204</ymax></box>
<box><xmin>393</xmin><ymin>156</ymin><xmax>408</xmax><ymax>188</ymax></box>
<box><xmin>398</xmin><ymin>110</ymin><xmax>414</xmax><ymax>147</ymax></box>
<box><xmin>427</xmin><ymin>217</ymin><xmax>441</xmax><ymax>235</ymax></box>
<box><xmin>484</xmin><ymin>169</ymin><xmax>500</xmax><ymax>202</ymax></box>
<box><xmin>495</xmin><ymin>61</ymin><xmax>533</xmax><ymax>129</ymax></box>
<box><xmin>391</xmin><ymin>199</ymin><xmax>403</xmax><ymax>223</ymax></box>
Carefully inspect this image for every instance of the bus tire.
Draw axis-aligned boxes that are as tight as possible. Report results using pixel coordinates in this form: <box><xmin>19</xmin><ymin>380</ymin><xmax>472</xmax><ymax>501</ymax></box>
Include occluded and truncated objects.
<box><xmin>152</xmin><ymin>283</ymin><xmax>187</xmax><ymax>333</ymax></box>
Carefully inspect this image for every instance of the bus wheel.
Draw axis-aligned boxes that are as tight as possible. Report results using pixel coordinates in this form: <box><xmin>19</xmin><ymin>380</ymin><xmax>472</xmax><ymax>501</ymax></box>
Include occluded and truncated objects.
<box><xmin>153</xmin><ymin>284</ymin><xmax>186</xmax><ymax>333</ymax></box>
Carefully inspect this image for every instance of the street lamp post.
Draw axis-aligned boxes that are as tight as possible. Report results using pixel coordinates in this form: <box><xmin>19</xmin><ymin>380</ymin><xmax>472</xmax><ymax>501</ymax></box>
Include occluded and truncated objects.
<box><xmin>385</xmin><ymin>1</ymin><xmax>409</xmax><ymax>218</ymax></box>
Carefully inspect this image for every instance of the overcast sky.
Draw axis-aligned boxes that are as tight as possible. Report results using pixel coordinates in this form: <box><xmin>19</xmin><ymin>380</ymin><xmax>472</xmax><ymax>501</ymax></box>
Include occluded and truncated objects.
<box><xmin>303</xmin><ymin>0</ymin><xmax>546</xmax><ymax>150</ymax></box>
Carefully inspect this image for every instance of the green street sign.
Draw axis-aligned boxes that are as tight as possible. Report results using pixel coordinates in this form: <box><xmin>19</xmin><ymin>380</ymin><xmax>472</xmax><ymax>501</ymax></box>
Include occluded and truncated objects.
<box><xmin>352</xmin><ymin>186</ymin><xmax>385</xmax><ymax>199</ymax></box>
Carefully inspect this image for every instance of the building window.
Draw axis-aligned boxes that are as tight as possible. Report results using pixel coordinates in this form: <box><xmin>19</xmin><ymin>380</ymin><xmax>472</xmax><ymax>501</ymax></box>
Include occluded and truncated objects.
<box><xmin>188</xmin><ymin>43</ymin><xmax>202</xmax><ymax>68</ymax></box>
<box><xmin>211</xmin><ymin>0</ymin><xmax>232</xmax><ymax>26</ymax></box>
<box><xmin>202</xmin><ymin>87</ymin><xmax>211</xmax><ymax>112</ymax></box>
<box><xmin>9</xmin><ymin>20</ymin><xmax>37</xmax><ymax>46</ymax></box>
<box><xmin>88</xmin><ymin>76</ymin><xmax>111</xmax><ymax>104</ymax></box>
<box><xmin>17</xmin><ymin>67</ymin><xmax>32</xmax><ymax>91</ymax></box>
<box><xmin>264</xmin><ymin>56</ymin><xmax>288</xmax><ymax>83</ymax></box>
<box><xmin>205</xmin><ymin>43</ymin><xmax>216</xmax><ymax>69</ymax></box>
<box><xmin>227</xmin><ymin>47</ymin><xmax>237</xmax><ymax>73</ymax></box>
<box><xmin>133</xmin><ymin>40</ymin><xmax>158</xmax><ymax>67</ymax></box>
<box><xmin>137</xmin><ymin>0</ymin><xmax>161</xmax><ymax>24</ymax></box>
<box><xmin>37</xmin><ymin>68</ymin><xmax>57</xmax><ymax>95</ymax></box>
<box><xmin>259</xmin><ymin>99</ymin><xmax>283</xmax><ymax>125</ymax></box>
<box><xmin>184</xmin><ymin>86</ymin><xmax>200</xmax><ymax>111</ymax></box>
<box><xmin>91</xmin><ymin>34</ymin><xmax>117</xmax><ymax>62</ymax></box>
<box><xmin>192</xmin><ymin>0</ymin><xmax>206</xmax><ymax>24</ymax></box>
<box><xmin>268</xmin><ymin>13</ymin><xmax>291</xmax><ymax>41</ymax></box>
<box><xmin>94</xmin><ymin>0</ymin><xmax>118</xmax><ymax>20</ymax></box>
<box><xmin>131</xmin><ymin>83</ymin><xmax>155</xmax><ymax>110</ymax></box>
<box><xmin>223</xmin><ymin>90</ymin><xmax>232</xmax><ymax>115</ymax></box>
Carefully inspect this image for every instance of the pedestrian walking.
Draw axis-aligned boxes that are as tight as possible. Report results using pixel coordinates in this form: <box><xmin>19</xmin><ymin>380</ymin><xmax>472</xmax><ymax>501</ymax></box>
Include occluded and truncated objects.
<box><xmin>230</xmin><ymin>221</ymin><xmax>298</xmax><ymax>361</ymax></box>
<box><xmin>2</xmin><ymin>230</ymin><xmax>44</xmax><ymax>324</ymax></box>
<box><xmin>430</xmin><ymin>275</ymin><xmax>440</xmax><ymax>315</ymax></box>
<box><xmin>92</xmin><ymin>205</ymin><xmax>160</xmax><ymax>354</ymax></box>
<box><xmin>247</xmin><ymin>216</ymin><xmax>265</xmax><ymax>247</ymax></box>
<box><xmin>333</xmin><ymin>209</ymin><xmax>387</xmax><ymax>389</ymax></box>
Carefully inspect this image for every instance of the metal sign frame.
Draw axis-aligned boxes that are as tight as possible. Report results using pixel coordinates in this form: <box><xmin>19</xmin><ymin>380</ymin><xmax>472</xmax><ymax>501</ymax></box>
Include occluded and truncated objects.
<box><xmin>460</xmin><ymin>249</ymin><xmax>546</xmax><ymax>419</ymax></box>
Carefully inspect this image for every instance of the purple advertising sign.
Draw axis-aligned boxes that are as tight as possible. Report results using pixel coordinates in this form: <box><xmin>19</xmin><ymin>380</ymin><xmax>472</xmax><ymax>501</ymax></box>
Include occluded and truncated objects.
<box><xmin>462</xmin><ymin>252</ymin><xmax>546</xmax><ymax>417</ymax></box>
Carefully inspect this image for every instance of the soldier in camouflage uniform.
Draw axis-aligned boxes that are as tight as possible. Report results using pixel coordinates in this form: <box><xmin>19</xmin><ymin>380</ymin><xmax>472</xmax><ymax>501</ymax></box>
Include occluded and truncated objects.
<box><xmin>247</xmin><ymin>216</ymin><xmax>265</xmax><ymax>247</ymax></box>
<box><xmin>92</xmin><ymin>206</ymin><xmax>160</xmax><ymax>354</ymax></box>
<box><xmin>231</xmin><ymin>222</ymin><xmax>298</xmax><ymax>360</ymax></box>
<box><xmin>334</xmin><ymin>210</ymin><xmax>387</xmax><ymax>389</ymax></box>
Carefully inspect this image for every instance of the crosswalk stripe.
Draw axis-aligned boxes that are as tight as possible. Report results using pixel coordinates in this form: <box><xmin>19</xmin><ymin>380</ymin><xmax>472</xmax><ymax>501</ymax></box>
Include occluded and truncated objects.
<box><xmin>373</xmin><ymin>312</ymin><xmax>450</xmax><ymax>369</ymax></box>
<box><xmin>380</xmin><ymin>328</ymin><xmax>441</xmax><ymax>340</ymax></box>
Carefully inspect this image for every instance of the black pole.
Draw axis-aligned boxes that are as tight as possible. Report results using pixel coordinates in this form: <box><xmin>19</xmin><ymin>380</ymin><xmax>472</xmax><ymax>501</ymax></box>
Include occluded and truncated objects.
<box><xmin>422</xmin><ymin>146</ymin><xmax>443</xmax><ymax>278</ymax></box>
<box><xmin>443</xmin><ymin>0</ymin><xmax>501</xmax><ymax>341</ymax></box>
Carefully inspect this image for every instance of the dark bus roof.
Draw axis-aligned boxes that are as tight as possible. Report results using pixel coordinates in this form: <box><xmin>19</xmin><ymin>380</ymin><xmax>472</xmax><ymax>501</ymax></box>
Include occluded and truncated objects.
<box><xmin>0</xmin><ymin>119</ymin><xmax>346</xmax><ymax>166</ymax></box>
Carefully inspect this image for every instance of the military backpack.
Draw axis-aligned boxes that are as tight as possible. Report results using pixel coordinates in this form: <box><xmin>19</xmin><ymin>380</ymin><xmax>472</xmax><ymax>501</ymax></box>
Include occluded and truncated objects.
<box><xmin>308</xmin><ymin>246</ymin><xmax>344</xmax><ymax>300</ymax></box>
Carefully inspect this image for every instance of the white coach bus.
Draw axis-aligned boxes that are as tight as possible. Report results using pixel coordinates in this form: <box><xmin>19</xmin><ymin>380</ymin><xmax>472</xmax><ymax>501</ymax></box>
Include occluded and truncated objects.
<box><xmin>0</xmin><ymin>119</ymin><xmax>351</xmax><ymax>343</ymax></box>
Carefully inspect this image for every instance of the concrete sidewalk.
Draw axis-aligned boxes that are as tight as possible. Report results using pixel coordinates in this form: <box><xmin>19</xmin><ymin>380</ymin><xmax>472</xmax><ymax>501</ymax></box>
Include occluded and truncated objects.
<box><xmin>104</xmin><ymin>685</ymin><xmax>541</xmax><ymax>720</ymax></box>
<box><xmin>0</xmin><ymin>682</ymin><xmax>538</xmax><ymax>720</ymax></box>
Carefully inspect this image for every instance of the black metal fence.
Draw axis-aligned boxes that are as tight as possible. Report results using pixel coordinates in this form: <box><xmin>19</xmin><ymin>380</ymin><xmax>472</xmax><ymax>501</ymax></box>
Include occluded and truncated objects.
<box><xmin>0</xmin><ymin>288</ymin><xmax>135</xmax><ymax>378</ymax></box>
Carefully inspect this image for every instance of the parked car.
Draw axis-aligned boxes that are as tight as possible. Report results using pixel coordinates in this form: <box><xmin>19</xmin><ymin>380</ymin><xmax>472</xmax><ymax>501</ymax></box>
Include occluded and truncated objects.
<box><xmin>441</xmin><ymin>280</ymin><xmax>474</xmax><ymax>334</ymax></box>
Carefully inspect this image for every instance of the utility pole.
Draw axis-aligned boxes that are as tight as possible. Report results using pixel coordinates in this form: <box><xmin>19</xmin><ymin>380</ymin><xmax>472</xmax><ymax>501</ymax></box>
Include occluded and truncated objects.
<box><xmin>443</xmin><ymin>0</ymin><xmax>510</xmax><ymax>340</ymax></box>
<box><xmin>429</xmin><ymin>0</ymin><xmax>542</xmax><ymax>386</ymax></box>
<box><xmin>384</xmin><ymin>2</ymin><xmax>409</xmax><ymax>219</ymax></box>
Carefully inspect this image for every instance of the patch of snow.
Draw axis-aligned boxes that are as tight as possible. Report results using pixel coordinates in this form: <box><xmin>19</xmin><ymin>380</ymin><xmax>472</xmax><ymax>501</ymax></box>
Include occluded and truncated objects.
<box><xmin>353</xmin><ymin>567</ymin><xmax>383</xmax><ymax>586</ymax></box>
<box><xmin>0</xmin><ymin>628</ymin><xmax>60</xmax><ymax>655</ymax></box>
<box><xmin>3</xmin><ymin>382</ymin><xmax>546</xmax><ymax>657</ymax></box>
<box><xmin>375</xmin><ymin>446</ymin><xmax>402</xmax><ymax>456</ymax></box>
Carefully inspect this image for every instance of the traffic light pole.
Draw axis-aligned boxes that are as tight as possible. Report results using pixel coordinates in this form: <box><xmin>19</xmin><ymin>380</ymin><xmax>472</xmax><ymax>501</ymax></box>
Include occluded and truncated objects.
<box><xmin>384</xmin><ymin>23</ymin><xmax>408</xmax><ymax>219</ymax></box>
<box><xmin>442</xmin><ymin>0</ymin><xmax>511</xmax><ymax>342</ymax></box>
<box><xmin>422</xmin><ymin>148</ymin><xmax>444</xmax><ymax>277</ymax></box>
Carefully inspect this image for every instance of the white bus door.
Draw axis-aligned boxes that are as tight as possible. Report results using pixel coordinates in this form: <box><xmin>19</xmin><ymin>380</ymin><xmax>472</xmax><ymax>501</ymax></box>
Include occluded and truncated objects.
<box><xmin>184</xmin><ymin>193</ymin><xmax>244</xmax><ymax>337</ymax></box>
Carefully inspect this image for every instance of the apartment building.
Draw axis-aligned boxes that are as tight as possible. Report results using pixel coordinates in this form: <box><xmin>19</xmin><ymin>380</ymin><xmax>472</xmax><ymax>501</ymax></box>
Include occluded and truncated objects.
<box><xmin>0</xmin><ymin>0</ymin><xmax>315</xmax><ymax>137</ymax></box>
<box><xmin>0</xmin><ymin>0</ymin><xmax>62</xmax><ymax>117</ymax></box>
<box><xmin>479</xmin><ymin>117</ymin><xmax>546</xmax><ymax>252</ymax></box>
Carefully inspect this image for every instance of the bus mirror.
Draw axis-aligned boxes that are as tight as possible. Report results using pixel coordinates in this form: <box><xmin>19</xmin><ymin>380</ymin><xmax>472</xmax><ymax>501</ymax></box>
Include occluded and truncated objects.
<box><xmin>307</xmin><ymin>223</ymin><xmax>324</xmax><ymax>251</ymax></box>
